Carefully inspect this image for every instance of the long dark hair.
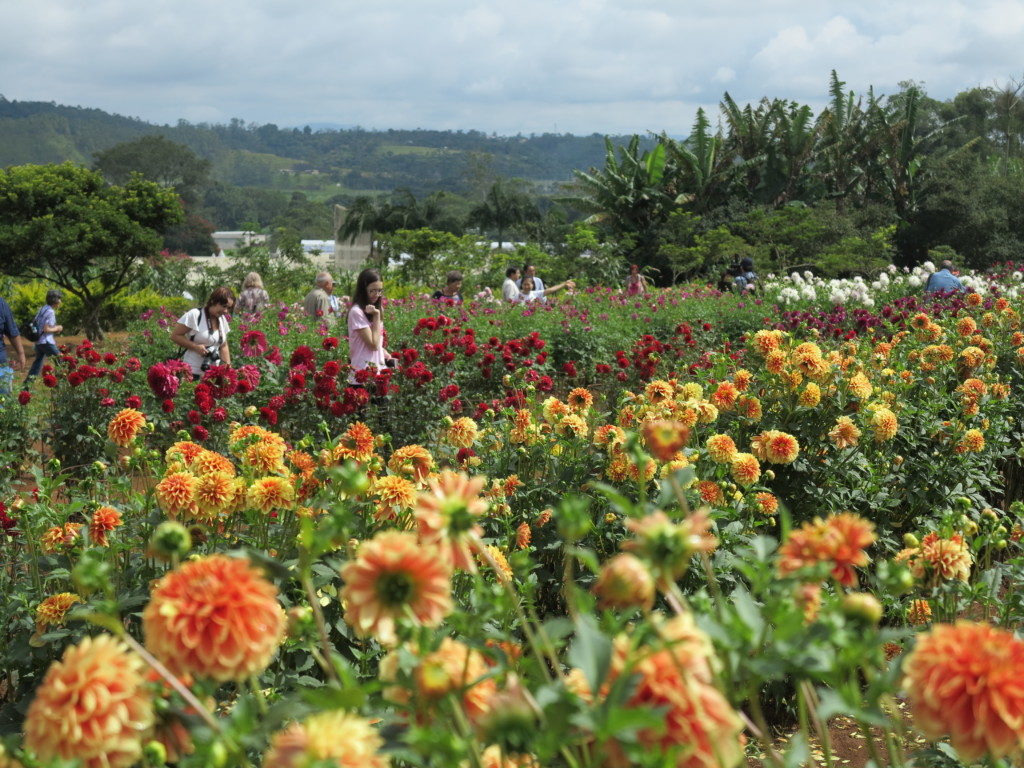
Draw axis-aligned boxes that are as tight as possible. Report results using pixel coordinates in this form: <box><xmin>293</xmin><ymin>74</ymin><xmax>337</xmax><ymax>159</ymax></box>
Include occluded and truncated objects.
<box><xmin>353</xmin><ymin>268</ymin><xmax>382</xmax><ymax>311</ymax></box>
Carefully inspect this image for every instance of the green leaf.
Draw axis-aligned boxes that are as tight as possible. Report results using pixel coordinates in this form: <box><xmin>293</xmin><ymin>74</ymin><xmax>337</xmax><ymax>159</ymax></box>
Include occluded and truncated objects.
<box><xmin>567</xmin><ymin>614</ymin><xmax>612</xmax><ymax>694</ymax></box>
<box><xmin>783</xmin><ymin>733</ymin><xmax>810</xmax><ymax>768</ymax></box>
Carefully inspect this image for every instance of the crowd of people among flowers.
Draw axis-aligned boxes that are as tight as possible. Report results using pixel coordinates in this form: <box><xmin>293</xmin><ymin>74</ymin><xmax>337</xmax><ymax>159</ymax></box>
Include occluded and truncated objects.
<box><xmin>1</xmin><ymin>257</ymin><xmax>1023</xmax><ymax>768</ymax></box>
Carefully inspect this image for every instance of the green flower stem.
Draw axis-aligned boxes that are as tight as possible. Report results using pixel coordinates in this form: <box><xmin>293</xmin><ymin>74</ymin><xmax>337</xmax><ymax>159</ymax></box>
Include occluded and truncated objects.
<box><xmin>299</xmin><ymin>564</ymin><xmax>342</xmax><ymax>686</ymax></box>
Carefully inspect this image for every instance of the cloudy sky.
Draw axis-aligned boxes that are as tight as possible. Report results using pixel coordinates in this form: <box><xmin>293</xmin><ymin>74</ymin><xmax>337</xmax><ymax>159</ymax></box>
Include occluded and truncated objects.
<box><xmin>2</xmin><ymin>0</ymin><xmax>1022</xmax><ymax>136</ymax></box>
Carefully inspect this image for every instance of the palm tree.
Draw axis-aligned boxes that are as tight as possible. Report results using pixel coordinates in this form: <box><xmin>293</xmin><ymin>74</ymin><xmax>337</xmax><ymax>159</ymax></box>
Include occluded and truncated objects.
<box><xmin>816</xmin><ymin>71</ymin><xmax>870</xmax><ymax>211</ymax></box>
<box><xmin>466</xmin><ymin>179</ymin><xmax>539</xmax><ymax>248</ymax></box>
<box><xmin>664</xmin><ymin>108</ymin><xmax>747</xmax><ymax>214</ymax></box>
<box><xmin>562</xmin><ymin>136</ymin><xmax>673</xmax><ymax>265</ymax></box>
<box><xmin>720</xmin><ymin>94</ymin><xmax>777</xmax><ymax>200</ymax></box>
<box><xmin>338</xmin><ymin>196</ymin><xmax>391</xmax><ymax>259</ymax></box>
<box><xmin>766</xmin><ymin>102</ymin><xmax>821</xmax><ymax>206</ymax></box>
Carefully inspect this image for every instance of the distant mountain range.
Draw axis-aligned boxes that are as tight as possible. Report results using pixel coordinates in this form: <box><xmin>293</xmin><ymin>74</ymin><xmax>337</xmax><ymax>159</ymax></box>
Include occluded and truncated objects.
<box><xmin>0</xmin><ymin>97</ymin><xmax>655</xmax><ymax>197</ymax></box>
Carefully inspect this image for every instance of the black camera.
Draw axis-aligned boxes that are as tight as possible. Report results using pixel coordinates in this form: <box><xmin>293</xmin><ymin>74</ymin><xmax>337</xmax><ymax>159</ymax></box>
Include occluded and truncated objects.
<box><xmin>200</xmin><ymin>345</ymin><xmax>221</xmax><ymax>371</ymax></box>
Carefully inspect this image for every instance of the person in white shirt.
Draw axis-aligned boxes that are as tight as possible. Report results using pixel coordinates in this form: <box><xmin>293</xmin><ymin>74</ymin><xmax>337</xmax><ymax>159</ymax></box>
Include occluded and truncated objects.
<box><xmin>171</xmin><ymin>286</ymin><xmax>234</xmax><ymax>380</ymax></box>
<box><xmin>502</xmin><ymin>267</ymin><xmax>521</xmax><ymax>303</ymax></box>
<box><xmin>517</xmin><ymin>275</ymin><xmax>576</xmax><ymax>304</ymax></box>
<box><xmin>517</xmin><ymin>263</ymin><xmax>546</xmax><ymax>293</ymax></box>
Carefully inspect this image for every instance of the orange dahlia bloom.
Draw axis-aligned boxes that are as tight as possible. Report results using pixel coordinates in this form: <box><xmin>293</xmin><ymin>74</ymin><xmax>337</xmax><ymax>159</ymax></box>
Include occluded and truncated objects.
<box><xmin>143</xmin><ymin>555</ymin><xmax>285</xmax><ymax>681</ymax></box>
<box><xmin>752</xmin><ymin>429</ymin><xmax>800</xmax><ymax>464</ymax></box>
<box><xmin>191</xmin><ymin>449</ymin><xmax>236</xmax><ymax>477</ymax></box>
<box><xmin>414</xmin><ymin>470</ymin><xmax>487</xmax><ymax>570</ymax></box>
<box><xmin>704</xmin><ymin>433</ymin><xmax>737</xmax><ymax>464</ymax></box>
<box><xmin>263</xmin><ymin>710</ymin><xmax>388</xmax><ymax>768</ymax></box>
<box><xmin>730</xmin><ymin>453</ymin><xmax>761</xmax><ymax>487</ymax></box>
<box><xmin>23</xmin><ymin>635</ymin><xmax>153</xmax><ymax>768</ymax></box>
<box><xmin>829</xmin><ymin>416</ymin><xmax>861</xmax><ymax>449</ymax></box>
<box><xmin>641</xmin><ymin>420</ymin><xmax>690</xmax><ymax>461</ymax></box>
<box><xmin>41</xmin><ymin>522</ymin><xmax>82</xmax><ymax>554</ymax></box>
<box><xmin>608</xmin><ymin>614</ymin><xmax>744</xmax><ymax>768</ymax></box>
<box><xmin>445</xmin><ymin>417</ymin><xmax>480</xmax><ymax>448</ymax></box>
<box><xmin>736</xmin><ymin>395</ymin><xmax>762</xmax><ymax>420</ymax></box>
<box><xmin>246</xmin><ymin>476</ymin><xmax>296</xmax><ymax>513</ymax></box>
<box><xmin>695</xmin><ymin>480</ymin><xmax>725</xmax><ymax>506</ymax></box>
<box><xmin>750</xmin><ymin>329</ymin><xmax>784</xmax><ymax>356</ymax></box>
<box><xmin>370</xmin><ymin>474</ymin><xmax>417</xmax><ymax>519</ymax></box>
<box><xmin>413</xmin><ymin>638</ymin><xmax>496</xmax><ymax>721</ymax></box>
<box><xmin>567</xmin><ymin>387</ymin><xmax>595</xmax><ymax>412</ymax></box>
<box><xmin>89</xmin><ymin>505</ymin><xmax>122</xmax><ymax>547</ymax></box>
<box><xmin>906</xmin><ymin>599</ymin><xmax>932</xmax><ymax>626</ymax></box>
<box><xmin>334</xmin><ymin>421</ymin><xmax>376</xmax><ymax>463</ymax></box>
<box><xmin>516</xmin><ymin>522</ymin><xmax>532</xmax><ymax>549</ymax></box>
<box><xmin>710</xmin><ymin>381</ymin><xmax>739</xmax><ymax>410</ymax></box>
<box><xmin>753</xmin><ymin>491</ymin><xmax>779</xmax><ymax>515</ymax></box>
<box><xmin>244</xmin><ymin>440</ymin><xmax>288</xmax><ymax>475</ymax></box>
<box><xmin>166</xmin><ymin>440</ymin><xmax>205</xmax><ymax>465</ymax></box>
<box><xmin>155</xmin><ymin>471</ymin><xmax>198</xmax><ymax>518</ymax></box>
<box><xmin>36</xmin><ymin>592</ymin><xmax>82</xmax><ymax>629</ymax></box>
<box><xmin>107</xmin><ymin>408</ymin><xmax>146</xmax><ymax>447</ymax></box>
<box><xmin>341</xmin><ymin>530</ymin><xmax>452</xmax><ymax>644</ymax></box>
<box><xmin>956</xmin><ymin>428</ymin><xmax>985</xmax><ymax>453</ymax></box>
<box><xmin>778</xmin><ymin>513</ymin><xmax>875</xmax><ymax>586</ymax></box>
<box><xmin>644</xmin><ymin>379</ymin><xmax>674</xmax><ymax>404</ymax></box>
<box><xmin>732</xmin><ymin>369</ymin><xmax>753</xmax><ymax>391</ymax></box>
<box><xmin>594</xmin><ymin>553</ymin><xmax>655</xmax><ymax>611</ymax></box>
<box><xmin>387</xmin><ymin>444</ymin><xmax>435</xmax><ymax>481</ymax></box>
<box><xmin>556</xmin><ymin>413</ymin><xmax>589</xmax><ymax>439</ymax></box>
<box><xmin>903</xmin><ymin>621</ymin><xmax>1024</xmax><ymax>761</ymax></box>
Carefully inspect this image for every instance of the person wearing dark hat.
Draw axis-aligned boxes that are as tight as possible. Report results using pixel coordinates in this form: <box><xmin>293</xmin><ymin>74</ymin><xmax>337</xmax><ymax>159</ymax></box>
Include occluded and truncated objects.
<box><xmin>23</xmin><ymin>289</ymin><xmax>63</xmax><ymax>388</ymax></box>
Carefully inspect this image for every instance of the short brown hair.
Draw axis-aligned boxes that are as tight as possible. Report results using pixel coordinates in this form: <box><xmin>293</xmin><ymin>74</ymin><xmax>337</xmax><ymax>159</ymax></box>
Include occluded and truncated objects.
<box><xmin>446</xmin><ymin>270</ymin><xmax>463</xmax><ymax>285</ymax></box>
<box><xmin>205</xmin><ymin>286</ymin><xmax>235</xmax><ymax>310</ymax></box>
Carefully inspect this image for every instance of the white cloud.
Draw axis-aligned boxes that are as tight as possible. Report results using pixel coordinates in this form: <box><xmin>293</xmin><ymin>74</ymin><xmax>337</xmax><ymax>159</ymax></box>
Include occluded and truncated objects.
<box><xmin>0</xmin><ymin>0</ymin><xmax>1020</xmax><ymax>134</ymax></box>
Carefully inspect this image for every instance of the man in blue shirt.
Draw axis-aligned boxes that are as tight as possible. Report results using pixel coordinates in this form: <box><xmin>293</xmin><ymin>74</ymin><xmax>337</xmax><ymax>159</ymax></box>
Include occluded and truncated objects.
<box><xmin>0</xmin><ymin>296</ymin><xmax>26</xmax><ymax>395</ymax></box>
<box><xmin>925</xmin><ymin>260</ymin><xmax>965</xmax><ymax>293</ymax></box>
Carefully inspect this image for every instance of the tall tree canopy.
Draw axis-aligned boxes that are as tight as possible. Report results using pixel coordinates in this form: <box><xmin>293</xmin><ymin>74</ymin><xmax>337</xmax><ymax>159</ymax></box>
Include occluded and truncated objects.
<box><xmin>0</xmin><ymin>163</ymin><xmax>183</xmax><ymax>339</ymax></box>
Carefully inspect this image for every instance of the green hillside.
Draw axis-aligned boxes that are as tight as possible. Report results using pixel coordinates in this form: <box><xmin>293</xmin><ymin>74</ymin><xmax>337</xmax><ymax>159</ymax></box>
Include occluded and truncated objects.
<box><xmin>0</xmin><ymin>97</ymin><xmax>650</xmax><ymax>196</ymax></box>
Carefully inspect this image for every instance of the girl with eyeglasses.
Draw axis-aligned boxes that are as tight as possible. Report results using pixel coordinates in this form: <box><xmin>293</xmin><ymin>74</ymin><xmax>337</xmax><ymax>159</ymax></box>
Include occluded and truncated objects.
<box><xmin>347</xmin><ymin>268</ymin><xmax>396</xmax><ymax>385</ymax></box>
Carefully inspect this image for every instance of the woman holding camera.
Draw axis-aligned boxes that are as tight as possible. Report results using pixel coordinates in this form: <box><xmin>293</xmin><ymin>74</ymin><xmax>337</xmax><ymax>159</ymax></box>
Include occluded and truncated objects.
<box><xmin>171</xmin><ymin>286</ymin><xmax>234</xmax><ymax>380</ymax></box>
<box><xmin>347</xmin><ymin>268</ymin><xmax>396</xmax><ymax>385</ymax></box>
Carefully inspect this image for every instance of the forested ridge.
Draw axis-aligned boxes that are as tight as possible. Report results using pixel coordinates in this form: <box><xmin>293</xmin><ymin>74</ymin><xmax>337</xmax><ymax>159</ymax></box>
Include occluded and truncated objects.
<box><xmin>0</xmin><ymin>97</ymin><xmax>641</xmax><ymax>195</ymax></box>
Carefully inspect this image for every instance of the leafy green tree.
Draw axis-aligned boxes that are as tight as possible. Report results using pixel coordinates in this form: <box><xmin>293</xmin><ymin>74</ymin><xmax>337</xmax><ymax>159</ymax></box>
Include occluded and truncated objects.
<box><xmin>665</xmin><ymin>109</ymin><xmax>744</xmax><ymax>214</ymax></box>
<box><xmin>0</xmin><ymin>163</ymin><xmax>182</xmax><ymax>339</ymax></box>
<box><xmin>339</xmin><ymin>196</ymin><xmax>392</xmax><ymax>260</ymax></box>
<box><xmin>816</xmin><ymin>71</ymin><xmax>870</xmax><ymax>211</ymax></box>
<box><xmin>93</xmin><ymin>135</ymin><xmax>211</xmax><ymax>204</ymax></box>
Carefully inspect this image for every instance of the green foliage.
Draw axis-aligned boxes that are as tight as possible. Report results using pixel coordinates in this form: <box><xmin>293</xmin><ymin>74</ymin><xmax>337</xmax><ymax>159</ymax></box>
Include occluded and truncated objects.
<box><xmin>0</xmin><ymin>163</ymin><xmax>183</xmax><ymax>339</ymax></box>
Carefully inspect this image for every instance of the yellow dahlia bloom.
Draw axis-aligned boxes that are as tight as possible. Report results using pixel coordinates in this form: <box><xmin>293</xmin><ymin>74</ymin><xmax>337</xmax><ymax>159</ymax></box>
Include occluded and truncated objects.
<box><xmin>477</xmin><ymin>544</ymin><xmax>514</xmax><ymax>583</ymax></box>
<box><xmin>247</xmin><ymin>476</ymin><xmax>297</xmax><ymax>513</ymax></box>
<box><xmin>166</xmin><ymin>440</ymin><xmax>205</xmax><ymax>465</ymax></box>
<box><xmin>191</xmin><ymin>449</ymin><xmax>236</xmax><ymax>477</ymax></box>
<box><xmin>445</xmin><ymin>417</ymin><xmax>480</xmax><ymax>448</ymax></box>
<box><xmin>107</xmin><ymin>408</ymin><xmax>146</xmax><ymax>447</ymax></box>
<box><xmin>387</xmin><ymin>444</ymin><xmax>435</xmax><ymax>481</ymax></box>
<box><xmin>143</xmin><ymin>555</ymin><xmax>285</xmax><ymax>681</ymax></box>
<box><xmin>594</xmin><ymin>553</ymin><xmax>655</xmax><ymax>610</ymax></box>
<box><xmin>956</xmin><ymin>428</ymin><xmax>985</xmax><ymax>453</ymax></box>
<box><xmin>263</xmin><ymin>710</ymin><xmax>388</xmax><ymax>768</ymax></box>
<box><xmin>704</xmin><ymin>433</ymin><xmax>737</xmax><ymax>464</ymax></box>
<box><xmin>24</xmin><ymin>635</ymin><xmax>153</xmax><ymax>768</ymax></box>
<box><xmin>36</xmin><ymin>592</ymin><xmax>82</xmax><ymax>629</ymax></box>
<box><xmin>193</xmin><ymin>471</ymin><xmax>236</xmax><ymax>520</ymax></box>
<box><xmin>870</xmin><ymin>407</ymin><xmax>899</xmax><ymax>442</ymax></box>
<box><xmin>847</xmin><ymin>372</ymin><xmax>873</xmax><ymax>399</ymax></box>
<box><xmin>555</xmin><ymin>413</ymin><xmax>589</xmax><ymax>439</ymax></box>
<box><xmin>798</xmin><ymin>382</ymin><xmax>821</xmax><ymax>407</ymax></box>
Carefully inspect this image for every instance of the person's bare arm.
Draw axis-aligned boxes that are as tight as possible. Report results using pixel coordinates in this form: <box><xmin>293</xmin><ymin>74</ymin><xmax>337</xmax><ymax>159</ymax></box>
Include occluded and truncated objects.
<box><xmin>171</xmin><ymin>322</ymin><xmax>205</xmax><ymax>356</ymax></box>
<box><xmin>11</xmin><ymin>335</ymin><xmax>25</xmax><ymax>369</ymax></box>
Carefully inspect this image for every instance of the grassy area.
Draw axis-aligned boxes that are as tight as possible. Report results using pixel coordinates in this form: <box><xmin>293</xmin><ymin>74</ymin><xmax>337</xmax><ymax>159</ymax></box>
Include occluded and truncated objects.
<box><xmin>376</xmin><ymin>144</ymin><xmax>459</xmax><ymax>156</ymax></box>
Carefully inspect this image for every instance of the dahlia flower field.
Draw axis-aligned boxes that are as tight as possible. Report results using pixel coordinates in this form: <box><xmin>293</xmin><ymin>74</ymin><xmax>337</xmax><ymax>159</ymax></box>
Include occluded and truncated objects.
<box><xmin>1</xmin><ymin>281</ymin><xmax>1024</xmax><ymax>768</ymax></box>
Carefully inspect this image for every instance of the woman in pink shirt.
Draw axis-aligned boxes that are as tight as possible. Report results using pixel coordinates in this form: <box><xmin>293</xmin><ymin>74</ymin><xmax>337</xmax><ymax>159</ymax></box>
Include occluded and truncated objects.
<box><xmin>347</xmin><ymin>268</ymin><xmax>395</xmax><ymax>384</ymax></box>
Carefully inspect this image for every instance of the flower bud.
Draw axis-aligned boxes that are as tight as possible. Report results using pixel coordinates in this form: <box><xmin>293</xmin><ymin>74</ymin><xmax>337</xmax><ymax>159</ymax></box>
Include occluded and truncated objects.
<box><xmin>841</xmin><ymin>592</ymin><xmax>883</xmax><ymax>625</ymax></box>
<box><xmin>143</xmin><ymin>740</ymin><xmax>168</xmax><ymax>767</ymax></box>
<box><xmin>150</xmin><ymin>521</ymin><xmax>192</xmax><ymax>561</ymax></box>
<box><xmin>903</xmin><ymin>533</ymin><xmax>920</xmax><ymax>548</ymax></box>
<box><xmin>244</xmin><ymin>405</ymin><xmax>258</xmax><ymax>416</ymax></box>
<box><xmin>593</xmin><ymin>553</ymin><xmax>655</xmax><ymax>611</ymax></box>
